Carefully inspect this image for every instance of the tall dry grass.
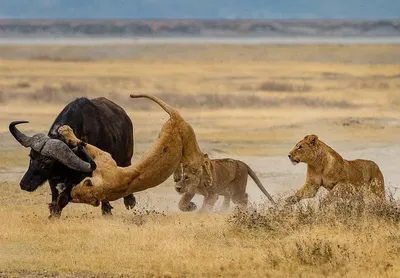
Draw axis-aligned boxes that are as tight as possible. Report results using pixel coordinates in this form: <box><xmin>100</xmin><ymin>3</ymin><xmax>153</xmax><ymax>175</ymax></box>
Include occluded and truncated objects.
<box><xmin>1</xmin><ymin>180</ymin><xmax>399</xmax><ymax>277</ymax></box>
<box><xmin>228</xmin><ymin>194</ymin><xmax>400</xmax><ymax>277</ymax></box>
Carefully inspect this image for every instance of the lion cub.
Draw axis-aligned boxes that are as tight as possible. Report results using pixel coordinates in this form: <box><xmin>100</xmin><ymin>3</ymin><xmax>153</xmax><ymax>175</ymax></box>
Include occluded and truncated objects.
<box><xmin>287</xmin><ymin>134</ymin><xmax>385</xmax><ymax>204</ymax></box>
<box><xmin>175</xmin><ymin>154</ymin><xmax>276</xmax><ymax>212</ymax></box>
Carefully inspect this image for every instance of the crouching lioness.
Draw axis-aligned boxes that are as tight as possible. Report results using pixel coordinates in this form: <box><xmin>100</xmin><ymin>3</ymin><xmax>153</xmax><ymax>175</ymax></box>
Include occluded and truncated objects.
<box><xmin>175</xmin><ymin>154</ymin><xmax>276</xmax><ymax>212</ymax></box>
<box><xmin>286</xmin><ymin>134</ymin><xmax>385</xmax><ymax>204</ymax></box>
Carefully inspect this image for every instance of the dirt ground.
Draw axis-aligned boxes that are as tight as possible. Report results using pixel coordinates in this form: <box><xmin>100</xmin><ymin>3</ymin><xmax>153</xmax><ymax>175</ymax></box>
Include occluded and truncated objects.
<box><xmin>1</xmin><ymin>44</ymin><xmax>400</xmax><ymax>277</ymax></box>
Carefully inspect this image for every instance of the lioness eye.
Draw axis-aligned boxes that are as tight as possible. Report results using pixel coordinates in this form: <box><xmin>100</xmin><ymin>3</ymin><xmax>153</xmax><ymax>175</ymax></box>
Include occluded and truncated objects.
<box><xmin>298</xmin><ymin>145</ymin><xmax>302</xmax><ymax>150</ymax></box>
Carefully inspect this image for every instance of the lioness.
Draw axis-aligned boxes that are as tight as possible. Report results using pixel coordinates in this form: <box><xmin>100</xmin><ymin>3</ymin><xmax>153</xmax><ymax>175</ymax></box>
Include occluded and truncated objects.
<box><xmin>56</xmin><ymin>94</ymin><xmax>206</xmax><ymax>208</ymax></box>
<box><xmin>286</xmin><ymin>134</ymin><xmax>385</xmax><ymax>204</ymax></box>
<box><xmin>175</xmin><ymin>154</ymin><xmax>276</xmax><ymax>212</ymax></box>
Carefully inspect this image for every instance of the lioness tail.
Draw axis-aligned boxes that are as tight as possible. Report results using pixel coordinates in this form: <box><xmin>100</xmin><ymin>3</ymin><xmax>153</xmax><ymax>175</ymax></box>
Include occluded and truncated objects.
<box><xmin>130</xmin><ymin>94</ymin><xmax>179</xmax><ymax>119</ymax></box>
<box><xmin>246</xmin><ymin>165</ymin><xmax>276</xmax><ymax>205</ymax></box>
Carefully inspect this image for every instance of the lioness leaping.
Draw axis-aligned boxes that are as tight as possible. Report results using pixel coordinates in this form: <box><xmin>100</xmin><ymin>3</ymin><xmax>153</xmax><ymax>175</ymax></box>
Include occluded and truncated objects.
<box><xmin>57</xmin><ymin>94</ymin><xmax>206</xmax><ymax>207</ymax></box>
<box><xmin>286</xmin><ymin>134</ymin><xmax>385</xmax><ymax>204</ymax></box>
<box><xmin>175</xmin><ymin>154</ymin><xmax>276</xmax><ymax>212</ymax></box>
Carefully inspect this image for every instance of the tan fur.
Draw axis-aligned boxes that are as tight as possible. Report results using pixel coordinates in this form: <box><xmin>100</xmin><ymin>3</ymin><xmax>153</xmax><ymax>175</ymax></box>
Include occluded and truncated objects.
<box><xmin>175</xmin><ymin>154</ymin><xmax>276</xmax><ymax>212</ymax></box>
<box><xmin>287</xmin><ymin>134</ymin><xmax>385</xmax><ymax>204</ymax></box>
<box><xmin>58</xmin><ymin>94</ymin><xmax>205</xmax><ymax>206</ymax></box>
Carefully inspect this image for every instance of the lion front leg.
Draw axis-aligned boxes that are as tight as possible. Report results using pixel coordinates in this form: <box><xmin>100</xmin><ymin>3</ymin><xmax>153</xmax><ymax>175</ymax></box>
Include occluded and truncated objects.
<box><xmin>199</xmin><ymin>194</ymin><xmax>219</xmax><ymax>213</ymax></box>
<box><xmin>58</xmin><ymin>125</ymin><xmax>80</xmax><ymax>146</ymax></box>
<box><xmin>286</xmin><ymin>181</ymin><xmax>319</xmax><ymax>204</ymax></box>
<box><xmin>58</xmin><ymin>125</ymin><xmax>102</xmax><ymax>160</ymax></box>
<box><xmin>178</xmin><ymin>192</ymin><xmax>197</xmax><ymax>212</ymax></box>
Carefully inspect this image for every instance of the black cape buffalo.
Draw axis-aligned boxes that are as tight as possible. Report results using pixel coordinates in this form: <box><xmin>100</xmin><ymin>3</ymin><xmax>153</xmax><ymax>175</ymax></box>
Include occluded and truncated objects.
<box><xmin>9</xmin><ymin>97</ymin><xmax>136</xmax><ymax>217</ymax></box>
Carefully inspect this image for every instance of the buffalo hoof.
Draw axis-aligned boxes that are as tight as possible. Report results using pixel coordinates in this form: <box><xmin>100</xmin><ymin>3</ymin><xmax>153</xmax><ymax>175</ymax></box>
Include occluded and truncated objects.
<box><xmin>101</xmin><ymin>202</ymin><xmax>114</xmax><ymax>216</ymax></box>
<box><xmin>123</xmin><ymin>194</ymin><xmax>136</xmax><ymax>210</ymax></box>
<box><xmin>48</xmin><ymin>203</ymin><xmax>61</xmax><ymax>219</ymax></box>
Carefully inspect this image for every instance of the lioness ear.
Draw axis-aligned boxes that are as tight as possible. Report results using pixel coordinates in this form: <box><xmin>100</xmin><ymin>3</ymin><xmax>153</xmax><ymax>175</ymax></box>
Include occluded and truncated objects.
<box><xmin>83</xmin><ymin>179</ymin><xmax>93</xmax><ymax>187</ymax></box>
<box><xmin>306</xmin><ymin>134</ymin><xmax>318</xmax><ymax>146</ymax></box>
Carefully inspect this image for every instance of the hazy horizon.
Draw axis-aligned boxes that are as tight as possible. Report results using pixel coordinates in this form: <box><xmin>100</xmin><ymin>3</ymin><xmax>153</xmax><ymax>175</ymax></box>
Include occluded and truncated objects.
<box><xmin>0</xmin><ymin>0</ymin><xmax>399</xmax><ymax>20</ymax></box>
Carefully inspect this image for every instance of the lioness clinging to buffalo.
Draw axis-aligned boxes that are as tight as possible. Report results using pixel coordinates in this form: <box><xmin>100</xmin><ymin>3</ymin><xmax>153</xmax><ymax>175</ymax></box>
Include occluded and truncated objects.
<box><xmin>175</xmin><ymin>154</ymin><xmax>276</xmax><ymax>212</ymax></box>
<box><xmin>56</xmin><ymin>94</ymin><xmax>207</xmax><ymax>207</ymax></box>
<box><xmin>9</xmin><ymin>97</ymin><xmax>136</xmax><ymax>217</ymax></box>
<box><xmin>286</xmin><ymin>134</ymin><xmax>385</xmax><ymax>204</ymax></box>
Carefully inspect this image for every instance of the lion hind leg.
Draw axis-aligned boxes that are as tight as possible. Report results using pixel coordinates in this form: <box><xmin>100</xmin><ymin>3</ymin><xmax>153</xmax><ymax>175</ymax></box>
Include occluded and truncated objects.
<box><xmin>232</xmin><ymin>192</ymin><xmax>248</xmax><ymax>210</ymax></box>
<box><xmin>369</xmin><ymin>177</ymin><xmax>385</xmax><ymax>200</ymax></box>
<box><xmin>220</xmin><ymin>195</ymin><xmax>231</xmax><ymax>211</ymax></box>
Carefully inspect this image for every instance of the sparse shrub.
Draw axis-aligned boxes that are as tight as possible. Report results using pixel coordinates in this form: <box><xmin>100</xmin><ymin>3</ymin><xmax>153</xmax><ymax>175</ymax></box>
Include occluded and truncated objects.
<box><xmin>228</xmin><ymin>193</ymin><xmax>400</xmax><ymax>232</ymax></box>
<box><xmin>60</xmin><ymin>82</ymin><xmax>86</xmax><ymax>93</ymax></box>
<box><xmin>16</xmin><ymin>81</ymin><xmax>31</xmax><ymax>88</ymax></box>
<box><xmin>126</xmin><ymin>92</ymin><xmax>353</xmax><ymax>110</ymax></box>
<box><xmin>258</xmin><ymin>81</ymin><xmax>312</xmax><ymax>92</ymax></box>
<box><xmin>321</xmin><ymin>72</ymin><xmax>352</xmax><ymax>80</ymax></box>
<box><xmin>378</xmin><ymin>82</ymin><xmax>390</xmax><ymax>89</ymax></box>
<box><xmin>0</xmin><ymin>91</ymin><xmax>5</xmax><ymax>103</ymax></box>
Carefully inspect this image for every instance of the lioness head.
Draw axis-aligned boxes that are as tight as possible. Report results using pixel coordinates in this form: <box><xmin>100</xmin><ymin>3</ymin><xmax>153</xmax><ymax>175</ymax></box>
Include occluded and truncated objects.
<box><xmin>288</xmin><ymin>134</ymin><xmax>319</xmax><ymax>165</ymax></box>
<box><xmin>174</xmin><ymin>154</ymin><xmax>213</xmax><ymax>194</ymax></box>
<box><xmin>71</xmin><ymin>178</ymin><xmax>101</xmax><ymax>207</ymax></box>
<box><xmin>175</xmin><ymin>166</ymin><xmax>202</xmax><ymax>194</ymax></box>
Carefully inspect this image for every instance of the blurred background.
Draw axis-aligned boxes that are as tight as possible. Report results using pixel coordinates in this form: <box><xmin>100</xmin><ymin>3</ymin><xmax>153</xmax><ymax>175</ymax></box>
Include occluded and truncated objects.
<box><xmin>1</xmin><ymin>1</ymin><xmax>400</xmax><ymax>277</ymax></box>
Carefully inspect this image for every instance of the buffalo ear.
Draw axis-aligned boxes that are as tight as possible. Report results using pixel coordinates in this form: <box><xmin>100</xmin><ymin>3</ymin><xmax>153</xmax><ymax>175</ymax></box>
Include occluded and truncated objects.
<box><xmin>305</xmin><ymin>134</ymin><xmax>318</xmax><ymax>146</ymax></box>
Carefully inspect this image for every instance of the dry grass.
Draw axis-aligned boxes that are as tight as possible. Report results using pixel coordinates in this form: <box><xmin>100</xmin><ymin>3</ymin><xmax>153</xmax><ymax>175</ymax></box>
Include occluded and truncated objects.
<box><xmin>1</xmin><ymin>45</ymin><xmax>400</xmax><ymax>112</ymax></box>
<box><xmin>228</xmin><ymin>195</ymin><xmax>400</xmax><ymax>277</ymax></box>
<box><xmin>1</xmin><ymin>44</ymin><xmax>400</xmax><ymax>64</ymax></box>
<box><xmin>1</xmin><ymin>44</ymin><xmax>400</xmax><ymax>277</ymax></box>
<box><xmin>1</xmin><ymin>180</ymin><xmax>399</xmax><ymax>277</ymax></box>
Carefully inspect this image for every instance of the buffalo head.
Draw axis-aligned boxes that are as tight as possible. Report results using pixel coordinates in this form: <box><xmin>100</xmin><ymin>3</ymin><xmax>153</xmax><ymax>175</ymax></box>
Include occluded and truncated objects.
<box><xmin>9</xmin><ymin>121</ymin><xmax>93</xmax><ymax>192</ymax></box>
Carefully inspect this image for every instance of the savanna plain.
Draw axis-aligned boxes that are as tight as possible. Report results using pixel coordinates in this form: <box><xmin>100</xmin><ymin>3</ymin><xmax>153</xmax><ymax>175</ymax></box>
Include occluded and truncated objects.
<box><xmin>0</xmin><ymin>43</ymin><xmax>400</xmax><ymax>277</ymax></box>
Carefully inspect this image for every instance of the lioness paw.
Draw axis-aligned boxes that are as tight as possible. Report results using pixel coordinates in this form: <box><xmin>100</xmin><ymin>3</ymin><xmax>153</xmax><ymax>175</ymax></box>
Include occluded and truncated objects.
<box><xmin>58</xmin><ymin>125</ymin><xmax>78</xmax><ymax>145</ymax></box>
<box><xmin>179</xmin><ymin>201</ymin><xmax>197</xmax><ymax>212</ymax></box>
<box><xmin>285</xmin><ymin>195</ymin><xmax>300</xmax><ymax>205</ymax></box>
<box><xmin>188</xmin><ymin>202</ymin><xmax>197</xmax><ymax>211</ymax></box>
<box><xmin>58</xmin><ymin>125</ymin><xmax>72</xmax><ymax>136</ymax></box>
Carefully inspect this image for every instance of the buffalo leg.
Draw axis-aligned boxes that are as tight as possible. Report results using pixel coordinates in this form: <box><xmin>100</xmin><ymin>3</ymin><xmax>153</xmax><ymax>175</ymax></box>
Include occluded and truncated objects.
<box><xmin>48</xmin><ymin>178</ymin><xmax>61</xmax><ymax>218</ymax></box>
<box><xmin>101</xmin><ymin>202</ymin><xmax>114</xmax><ymax>215</ymax></box>
<box><xmin>55</xmin><ymin>184</ymin><xmax>74</xmax><ymax>215</ymax></box>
